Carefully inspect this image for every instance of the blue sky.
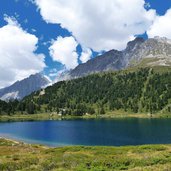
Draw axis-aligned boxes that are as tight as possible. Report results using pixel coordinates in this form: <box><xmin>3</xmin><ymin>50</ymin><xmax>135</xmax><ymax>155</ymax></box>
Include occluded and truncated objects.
<box><xmin>147</xmin><ymin>0</ymin><xmax>171</xmax><ymax>15</ymax></box>
<box><xmin>0</xmin><ymin>0</ymin><xmax>72</xmax><ymax>75</ymax></box>
<box><xmin>0</xmin><ymin>0</ymin><xmax>100</xmax><ymax>78</ymax></box>
<box><xmin>0</xmin><ymin>0</ymin><xmax>171</xmax><ymax>88</ymax></box>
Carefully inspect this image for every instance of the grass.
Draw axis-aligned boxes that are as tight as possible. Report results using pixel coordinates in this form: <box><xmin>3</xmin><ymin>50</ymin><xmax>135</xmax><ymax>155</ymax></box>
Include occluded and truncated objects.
<box><xmin>125</xmin><ymin>58</ymin><xmax>171</xmax><ymax>73</ymax></box>
<box><xmin>0</xmin><ymin>113</ymin><xmax>61</xmax><ymax>122</ymax></box>
<box><xmin>1</xmin><ymin>138</ymin><xmax>171</xmax><ymax>170</ymax></box>
<box><xmin>1</xmin><ymin>110</ymin><xmax>171</xmax><ymax>122</ymax></box>
<box><xmin>102</xmin><ymin>110</ymin><xmax>171</xmax><ymax>119</ymax></box>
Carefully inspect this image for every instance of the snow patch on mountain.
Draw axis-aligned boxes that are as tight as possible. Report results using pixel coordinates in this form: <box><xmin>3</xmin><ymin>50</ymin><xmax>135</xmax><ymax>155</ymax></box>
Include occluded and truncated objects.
<box><xmin>0</xmin><ymin>73</ymin><xmax>51</xmax><ymax>101</ymax></box>
<box><xmin>0</xmin><ymin>91</ymin><xmax>19</xmax><ymax>101</ymax></box>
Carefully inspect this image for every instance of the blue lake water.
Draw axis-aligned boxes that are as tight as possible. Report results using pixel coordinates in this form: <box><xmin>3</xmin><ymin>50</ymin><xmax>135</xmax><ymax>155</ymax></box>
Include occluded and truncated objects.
<box><xmin>0</xmin><ymin>118</ymin><xmax>171</xmax><ymax>146</ymax></box>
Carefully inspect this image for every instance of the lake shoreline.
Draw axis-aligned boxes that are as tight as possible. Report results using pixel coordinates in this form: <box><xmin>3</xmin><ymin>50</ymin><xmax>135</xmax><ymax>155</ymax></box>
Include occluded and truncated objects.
<box><xmin>0</xmin><ymin>136</ymin><xmax>49</xmax><ymax>148</ymax></box>
<box><xmin>0</xmin><ymin>111</ymin><xmax>170</xmax><ymax>122</ymax></box>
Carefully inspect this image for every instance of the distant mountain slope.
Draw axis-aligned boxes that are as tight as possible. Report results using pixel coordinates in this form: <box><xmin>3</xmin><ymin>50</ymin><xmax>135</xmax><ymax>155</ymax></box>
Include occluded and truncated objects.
<box><xmin>56</xmin><ymin>37</ymin><xmax>171</xmax><ymax>80</ymax></box>
<box><xmin>2</xmin><ymin>67</ymin><xmax>171</xmax><ymax>115</ymax></box>
<box><xmin>67</xmin><ymin>38</ymin><xmax>144</xmax><ymax>78</ymax></box>
<box><xmin>70</xmin><ymin>50</ymin><xmax>124</xmax><ymax>78</ymax></box>
<box><xmin>70</xmin><ymin>37</ymin><xmax>145</xmax><ymax>78</ymax></box>
<box><xmin>0</xmin><ymin>73</ymin><xmax>51</xmax><ymax>101</ymax></box>
<box><xmin>1</xmin><ymin>67</ymin><xmax>168</xmax><ymax>115</ymax></box>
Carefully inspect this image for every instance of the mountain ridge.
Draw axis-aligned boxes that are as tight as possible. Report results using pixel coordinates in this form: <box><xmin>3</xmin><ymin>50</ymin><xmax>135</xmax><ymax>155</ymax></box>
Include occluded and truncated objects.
<box><xmin>56</xmin><ymin>36</ymin><xmax>171</xmax><ymax>81</ymax></box>
<box><xmin>0</xmin><ymin>73</ymin><xmax>51</xmax><ymax>101</ymax></box>
<box><xmin>2</xmin><ymin>67</ymin><xmax>171</xmax><ymax>115</ymax></box>
<box><xmin>1</xmin><ymin>36</ymin><xmax>171</xmax><ymax>101</ymax></box>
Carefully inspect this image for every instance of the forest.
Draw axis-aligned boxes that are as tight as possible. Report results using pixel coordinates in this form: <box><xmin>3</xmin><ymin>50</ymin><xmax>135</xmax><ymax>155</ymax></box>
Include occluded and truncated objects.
<box><xmin>1</xmin><ymin>68</ymin><xmax>171</xmax><ymax>116</ymax></box>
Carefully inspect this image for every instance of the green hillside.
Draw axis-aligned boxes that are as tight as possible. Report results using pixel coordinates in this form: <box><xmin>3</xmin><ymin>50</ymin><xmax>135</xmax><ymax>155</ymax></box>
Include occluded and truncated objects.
<box><xmin>1</xmin><ymin>67</ymin><xmax>171</xmax><ymax>116</ymax></box>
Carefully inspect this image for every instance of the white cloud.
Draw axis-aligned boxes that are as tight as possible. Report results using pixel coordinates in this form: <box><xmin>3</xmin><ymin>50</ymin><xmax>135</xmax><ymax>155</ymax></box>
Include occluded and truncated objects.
<box><xmin>0</xmin><ymin>16</ymin><xmax>45</xmax><ymax>88</ymax></box>
<box><xmin>49</xmin><ymin>73</ymin><xmax>58</xmax><ymax>77</ymax></box>
<box><xmin>147</xmin><ymin>9</ymin><xmax>171</xmax><ymax>39</ymax></box>
<box><xmin>34</xmin><ymin>0</ymin><xmax>156</xmax><ymax>51</ymax></box>
<box><xmin>48</xmin><ymin>68</ymin><xmax>58</xmax><ymax>77</ymax></box>
<box><xmin>49</xmin><ymin>36</ymin><xmax>78</xmax><ymax>69</ymax></box>
<box><xmin>80</xmin><ymin>48</ymin><xmax>92</xmax><ymax>63</ymax></box>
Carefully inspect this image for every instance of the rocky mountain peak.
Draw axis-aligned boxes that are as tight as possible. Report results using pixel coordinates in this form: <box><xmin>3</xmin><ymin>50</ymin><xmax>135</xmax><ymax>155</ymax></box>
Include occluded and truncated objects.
<box><xmin>139</xmin><ymin>37</ymin><xmax>171</xmax><ymax>57</ymax></box>
<box><xmin>70</xmin><ymin>49</ymin><xmax>123</xmax><ymax>78</ymax></box>
<box><xmin>0</xmin><ymin>73</ymin><xmax>51</xmax><ymax>101</ymax></box>
<box><xmin>55</xmin><ymin>36</ymin><xmax>171</xmax><ymax>82</ymax></box>
<box><xmin>125</xmin><ymin>37</ymin><xmax>145</xmax><ymax>52</ymax></box>
<box><xmin>153</xmin><ymin>36</ymin><xmax>171</xmax><ymax>44</ymax></box>
<box><xmin>126</xmin><ymin>37</ymin><xmax>171</xmax><ymax>67</ymax></box>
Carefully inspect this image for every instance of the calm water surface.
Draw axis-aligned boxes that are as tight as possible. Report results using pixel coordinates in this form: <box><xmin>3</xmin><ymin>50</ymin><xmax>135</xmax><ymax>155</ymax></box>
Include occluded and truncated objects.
<box><xmin>0</xmin><ymin>118</ymin><xmax>171</xmax><ymax>146</ymax></box>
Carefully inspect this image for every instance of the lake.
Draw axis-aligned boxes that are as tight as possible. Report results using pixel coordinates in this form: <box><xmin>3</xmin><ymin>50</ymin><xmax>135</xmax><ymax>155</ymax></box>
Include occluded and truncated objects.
<box><xmin>0</xmin><ymin>118</ymin><xmax>171</xmax><ymax>146</ymax></box>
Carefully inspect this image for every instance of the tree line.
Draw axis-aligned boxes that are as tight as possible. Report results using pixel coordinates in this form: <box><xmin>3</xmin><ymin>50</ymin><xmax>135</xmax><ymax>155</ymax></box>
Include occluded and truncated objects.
<box><xmin>1</xmin><ymin>68</ymin><xmax>171</xmax><ymax>116</ymax></box>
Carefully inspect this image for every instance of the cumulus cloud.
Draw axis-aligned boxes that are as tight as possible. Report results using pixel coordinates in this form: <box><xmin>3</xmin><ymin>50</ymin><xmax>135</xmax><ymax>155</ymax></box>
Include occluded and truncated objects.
<box><xmin>34</xmin><ymin>0</ymin><xmax>156</xmax><ymax>51</ymax></box>
<box><xmin>0</xmin><ymin>16</ymin><xmax>45</xmax><ymax>88</ymax></box>
<box><xmin>80</xmin><ymin>48</ymin><xmax>92</xmax><ymax>63</ymax></box>
<box><xmin>147</xmin><ymin>9</ymin><xmax>171</xmax><ymax>39</ymax></box>
<box><xmin>49</xmin><ymin>36</ymin><xmax>78</xmax><ymax>70</ymax></box>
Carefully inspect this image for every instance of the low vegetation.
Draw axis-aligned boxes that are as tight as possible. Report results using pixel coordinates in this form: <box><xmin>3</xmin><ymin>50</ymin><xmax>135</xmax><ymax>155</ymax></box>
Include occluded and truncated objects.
<box><xmin>0</xmin><ymin>138</ymin><xmax>171</xmax><ymax>171</ymax></box>
<box><xmin>1</xmin><ymin>110</ymin><xmax>171</xmax><ymax>122</ymax></box>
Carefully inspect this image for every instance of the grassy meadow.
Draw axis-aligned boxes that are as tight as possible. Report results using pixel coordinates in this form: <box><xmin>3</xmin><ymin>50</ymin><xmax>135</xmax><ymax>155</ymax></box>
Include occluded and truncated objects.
<box><xmin>1</xmin><ymin>110</ymin><xmax>171</xmax><ymax>122</ymax></box>
<box><xmin>0</xmin><ymin>138</ymin><xmax>171</xmax><ymax>170</ymax></box>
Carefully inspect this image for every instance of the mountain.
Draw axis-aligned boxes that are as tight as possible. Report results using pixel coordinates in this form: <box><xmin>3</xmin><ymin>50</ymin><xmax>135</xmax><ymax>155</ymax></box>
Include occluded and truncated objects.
<box><xmin>53</xmin><ymin>70</ymin><xmax>71</xmax><ymax>83</ymax></box>
<box><xmin>70</xmin><ymin>49</ymin><xmax>124</xmax><ymax>78</ymax></box>
<box><xmin>127</xmin><ymin>36</ymin><xmax>171</xmax><ymax>67</ymax></box>
<box><xmin>0</xmin><ymin>73</ymin><xmax>51</xmax><ymax>101</ymax></box>
<box><xmin>2</xmin><ymin>67</ymin><xmax>171</xmax><ymax>115</ymax></box>
<box><xmin>2</xmin><ymin>36</ymin><xmax>171</xmax><ymax>113</ymax></box>
<box><xmin>70</xmin><ymin>37</ymin><xmax>145</xmax><ymax>78</ymax></box>
<box><xmin>56</xmin><ymin>37</ymin><xmax>171</xmax><ymax>80</ymax></box>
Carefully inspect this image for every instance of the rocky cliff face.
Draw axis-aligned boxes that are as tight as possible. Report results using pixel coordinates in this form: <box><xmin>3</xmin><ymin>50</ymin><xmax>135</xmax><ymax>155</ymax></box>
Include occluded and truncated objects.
<box><xmin>70</xmin><ymin>50</ymin><xmax>124</xmax><ymax>78</ymax></box>
<box><xmin>127</xmin><ymin>37</ymin><xmax>171</xmax><ymax>67</ymax></box>
<box><xmin>58</xmin><ymin>37</ymin><xmax>171</xmax><ymax>80</ymax></box>
<box><xmin>0</xmin><ymin>73</ymin><xmax>51</xmax><ymax>101</ymax></box>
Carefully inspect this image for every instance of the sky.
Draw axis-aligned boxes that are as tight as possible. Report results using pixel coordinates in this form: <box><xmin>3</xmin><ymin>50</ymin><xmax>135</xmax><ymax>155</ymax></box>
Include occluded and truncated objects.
<box><xmin>0</xmin><ymin>0</ymin><xmax>171</xmax><ymax>88</ymax></box>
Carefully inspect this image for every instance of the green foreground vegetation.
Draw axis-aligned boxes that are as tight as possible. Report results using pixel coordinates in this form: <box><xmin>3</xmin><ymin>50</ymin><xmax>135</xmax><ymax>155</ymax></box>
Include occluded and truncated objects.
<box><xmin>1</xmin><ymin>138</ymin><xmax>171</xmax><ymax>171</ymax></box>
